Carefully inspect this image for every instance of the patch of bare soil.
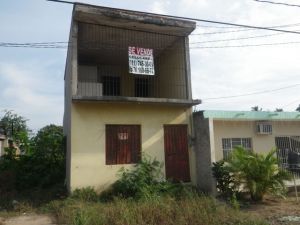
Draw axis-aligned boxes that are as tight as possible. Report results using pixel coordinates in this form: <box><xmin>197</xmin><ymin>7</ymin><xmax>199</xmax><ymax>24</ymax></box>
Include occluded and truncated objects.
<box><xmin>244</xmin><ymin>193</ymin><xmax>300</xmax><ymax>225</ymax></box>
<box><xmin>1</xmin><ymin>214</ymin><xmax>55</xmax><ymax>225</ymax></box>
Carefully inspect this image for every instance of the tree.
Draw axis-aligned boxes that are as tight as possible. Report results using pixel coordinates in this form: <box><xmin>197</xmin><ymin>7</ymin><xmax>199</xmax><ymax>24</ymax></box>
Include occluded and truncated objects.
<box><xmin>251</xmin><ymin>106</ymin><xmax>262</xmax><ymax>111</ymax></box>
<box><xmin>227</xmin><ymin>147</ymin><xmax>290</xmax><ymax>202</ymax></box>
<box><xmin>30</xmin><ymin>124</ymin><xmax>64</xmax><ymax>160</ymax></box>
<box><xmin>275</xmin><ymin>108</ymin><xmax>283</xmax><ymax>112</ymax></box>
<box><xmin>0</xmin><ymin>110</ymin><xmax>30</xmax><ymax>153</ymax></box>
<box><xmin>16</xmin><ymin>124</ymin><xmax>65</xmax><ymax>189</ymax></box>
<box><xmin>296</xmin><ymin>104</ymin><xmax>300</xmax><ymax>112</ymax></box>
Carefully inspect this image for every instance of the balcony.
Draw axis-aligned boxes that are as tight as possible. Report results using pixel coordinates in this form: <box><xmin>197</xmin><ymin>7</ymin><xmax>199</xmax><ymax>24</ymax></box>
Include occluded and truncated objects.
<box><xmin>72</xmin><ymin>22</ymin><xmax>200</xmax><ymax>106</ymax></box>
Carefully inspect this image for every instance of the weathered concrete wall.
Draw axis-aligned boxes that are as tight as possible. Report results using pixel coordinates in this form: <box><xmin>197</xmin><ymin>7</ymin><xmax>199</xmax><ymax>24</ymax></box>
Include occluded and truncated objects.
<box><xmin>69</xmin><ymin>102</ymin><xmax>196</xmax><ymax>192</ymax></box>
<box><xmin>64</xmin><ymin>19</ymin><xmax>77</xmax><ymax>192</ymax></box>
<box><xmin>193</xmin><ymin>112</ymin><xmax>216</xmax><ymax>194</ymax></box>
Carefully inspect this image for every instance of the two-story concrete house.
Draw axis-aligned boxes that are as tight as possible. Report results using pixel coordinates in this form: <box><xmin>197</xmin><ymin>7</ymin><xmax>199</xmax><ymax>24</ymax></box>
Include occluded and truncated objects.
<box><xmin>64</xmin><ymin>3</ymin><xmax>200</xmax><ymax>192</ymax></box>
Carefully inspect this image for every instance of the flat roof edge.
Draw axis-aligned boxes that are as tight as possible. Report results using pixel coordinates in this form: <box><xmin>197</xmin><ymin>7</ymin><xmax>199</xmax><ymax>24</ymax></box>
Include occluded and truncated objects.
<box><xmin>199</xmin><ymin>110</ymin><xmax>300</xmax><ymax>121</ymax></box>
<box><xmin>73</xmin><ymin>3</ymin><xmax>196</xmax><ymax>35</ymax></box>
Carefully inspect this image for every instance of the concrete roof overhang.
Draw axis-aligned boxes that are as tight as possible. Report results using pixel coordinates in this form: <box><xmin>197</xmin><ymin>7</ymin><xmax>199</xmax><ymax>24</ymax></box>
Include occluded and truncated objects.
<box><xmin>73</xmin><ymin>4</ymin><xmax>196</xmax><ymax>36</ymax></box>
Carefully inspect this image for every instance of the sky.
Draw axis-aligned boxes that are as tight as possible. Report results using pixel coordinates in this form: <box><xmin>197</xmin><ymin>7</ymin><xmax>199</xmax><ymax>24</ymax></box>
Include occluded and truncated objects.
<box><xmin>0</xmin><ymin>0</ymin><xmax>300</xmax><ymax>131</ymax></box>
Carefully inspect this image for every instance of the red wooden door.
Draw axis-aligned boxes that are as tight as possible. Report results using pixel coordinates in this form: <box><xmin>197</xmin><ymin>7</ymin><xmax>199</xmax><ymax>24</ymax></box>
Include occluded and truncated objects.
<box><xmin>164</xmin><ymin>125</ymin><xmax>190</xmax><ymax>182</ymax></box>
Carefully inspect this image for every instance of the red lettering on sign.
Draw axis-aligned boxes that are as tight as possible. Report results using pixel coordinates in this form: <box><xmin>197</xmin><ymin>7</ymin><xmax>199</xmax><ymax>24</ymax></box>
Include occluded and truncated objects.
<box><xmin>129</xmin><ymin>47</ymin><xmax>153</xmax><ymax>56</ymax></box>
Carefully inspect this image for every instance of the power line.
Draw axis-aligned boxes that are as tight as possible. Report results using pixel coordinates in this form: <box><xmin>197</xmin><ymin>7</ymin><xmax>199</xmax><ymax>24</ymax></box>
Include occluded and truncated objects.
<box><xmin>281</xmin><ymin>98</ymin><xmax>300</xmax><ymax>108</ymax></box>
<box><xmin>189</xmin><ymin>30</ymin><xmax>297</xmax><ymax>44</ymax></box>
<box><xmin>3</xmin><ymin>39</ymin><xmax>300</xmax><ymax>49</ymax></box>
<box><xmin>202</xmin><ymin>84</ymin><xmax>300</xmax><ymax>101</ymax></box>
<box><xmin>192</xmin><ymin>22</ymin><xmax>300</xmax><ymax>35</ymax></box>
<box><xmin>46</xmin><ymin>0</ymin><xmax>300</xmax><ymax>35</ymax></box>
<box><xmin>192</xmin><ymin>40</ymin><xmax>300</xmax><ymax>49</ymax></box>
<box><xmin>253</xmin><ymin>0</ymin><xmax>300</xmax><ymax>8</ymax></box>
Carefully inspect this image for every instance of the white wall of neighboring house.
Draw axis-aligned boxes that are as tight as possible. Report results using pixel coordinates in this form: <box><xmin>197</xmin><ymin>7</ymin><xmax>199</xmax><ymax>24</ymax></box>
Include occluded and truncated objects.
<box><xmin>194</xmin><ymin>110</ymin><xmax>300</xmax><ymax>193</ymax></box>
<box><xmin>0</xmin><ymin>140</ymin><xmax>2</xmax><ymax>156</ymax></box>
<box><xmin>213</xmin><ymin>120</ymin><xmax>300</xmax><ymax>161</ymax></box>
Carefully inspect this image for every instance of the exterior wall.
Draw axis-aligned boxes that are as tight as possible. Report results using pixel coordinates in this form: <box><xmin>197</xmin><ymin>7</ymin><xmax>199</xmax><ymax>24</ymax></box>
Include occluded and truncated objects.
<box><xmin>213</xmin><ymin>120</ymin><xmax>300</xmax><ymax>161</ymax></box>
<box><xmin>193</xmin><ymin>112</ymin><xmax>216</xmax><ymax>194</ymax></box>
<box><xmin>69</xmin><ymin>102</ymin><xmax>195</xmax><ymax>192</ymax></box>
<box><xmin>0</xmin><ymin>138</ymin><xmax>8</xmax><ymax>156</ymax></box>
<box><xmin>64</xmin><ymin>19</ymin><xmax>77</xmax><ymax>190</ymax></box>
<box><xmin>158</xmin><ymin>38</ymin><xmax>187</xmax><ymax>99</ymax></box>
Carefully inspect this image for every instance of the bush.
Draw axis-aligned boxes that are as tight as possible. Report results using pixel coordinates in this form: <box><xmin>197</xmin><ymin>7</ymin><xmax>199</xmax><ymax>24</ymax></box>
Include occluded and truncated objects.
<box><xmin>102</xmin><ymin>156</ymin><xmax>192</xmax><ymax>200</ymax></box>
<box><xmin>212</xmin><ymin>160</ymin><xmax>238</xmax><ymax>198</ymax></box>
<box><xmin>227</xmin><ymin>147</ymin><xmax>291</xmax><ymax>201</ymax></box>
<box><xmin>72</xmin><ymin>187</ymin><xmax>98</xmax><ymax>202</ymax></box>
<box><xmin>0</xmin><ymin>125</ymin><xmax>65</xmax><ymax>190</ymax></box>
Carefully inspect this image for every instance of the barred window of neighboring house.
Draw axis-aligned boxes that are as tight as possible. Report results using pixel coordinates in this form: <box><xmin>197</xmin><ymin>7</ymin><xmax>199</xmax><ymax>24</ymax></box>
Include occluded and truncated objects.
<box><xmin>106</xmin><ymin>125</ymin><xmax>141</xmax><ymax>165</ymax></box>
<box><xmin>222</xmin><ymin>138</ymin><xmax>252</xmax><ymax>160</ymax></box>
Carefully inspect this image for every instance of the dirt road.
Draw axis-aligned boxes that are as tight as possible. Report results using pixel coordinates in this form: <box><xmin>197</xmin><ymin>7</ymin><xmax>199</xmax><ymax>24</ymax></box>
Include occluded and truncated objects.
<box><xmin>0</xmin><ymin>214</ymin><xmax>55</xmax><ymax>225</ymax></box>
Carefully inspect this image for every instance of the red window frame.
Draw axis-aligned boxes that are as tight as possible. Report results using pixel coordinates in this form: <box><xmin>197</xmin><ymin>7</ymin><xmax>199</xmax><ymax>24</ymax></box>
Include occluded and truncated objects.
<box><xmin>106</xmin><ymin>125</ymin><xmax>141</xmax><ymax>165</ymax></box>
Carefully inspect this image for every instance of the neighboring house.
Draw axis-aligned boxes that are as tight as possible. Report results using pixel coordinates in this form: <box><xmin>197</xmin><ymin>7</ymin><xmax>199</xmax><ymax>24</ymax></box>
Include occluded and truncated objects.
<box><xmin>63</xmin><ymin>3</ymin><xmax>200</xmax><ymax>192</ymax></box>
<box><xmin>193</xmin><ymin>110</ymin><xmax>300</xmax><ymax>193</ymax></box>
<box><xmin>0</xmin><ymin>134</ymin><xmax>8</xmax><ymax>156</ymax></box>
<box><xmin>0</xmin><ymin>135</ymin><xmax>5</xmax><ymax>156</ymax></box>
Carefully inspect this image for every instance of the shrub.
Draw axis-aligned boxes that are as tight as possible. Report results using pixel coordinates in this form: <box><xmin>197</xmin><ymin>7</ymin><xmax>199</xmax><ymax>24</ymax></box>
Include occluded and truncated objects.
<box><xmin>227</xmin><ymin>147</ymin><xmax>291</xmax><ymax>201</ymax></box>
<box><xmin>0</xmin><ymin>124</ymin><xmax>65</xmax><ymax>191</ymax></box>
<box><xmin>72</xmin><ymin>187</ymin><xmax>98</xmax><ymax>202</ymax></box>
<box><xmin>102</xmin><ymin>156</ymin><xmax>191</xmax><ymax>200</ymax></box>
<box><xmin>212</xmin><ymin>160</ymin><xmax>238</xmax><ymax>198</ymax></box>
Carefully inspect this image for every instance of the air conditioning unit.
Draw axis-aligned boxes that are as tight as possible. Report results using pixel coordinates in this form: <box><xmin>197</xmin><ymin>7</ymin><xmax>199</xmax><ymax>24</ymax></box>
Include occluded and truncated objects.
<box><xmin>256</xmin><ymin>122</ymin><xmax>272</xmax><ymax>135</ymax></box>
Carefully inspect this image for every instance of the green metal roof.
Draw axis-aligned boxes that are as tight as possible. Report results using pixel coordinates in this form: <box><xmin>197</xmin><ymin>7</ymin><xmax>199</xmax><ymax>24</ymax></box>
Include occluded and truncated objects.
<box><xmin>202</xmin><ymin>110</ymin><xmax>300</xmax><ymax>121</ymax></box>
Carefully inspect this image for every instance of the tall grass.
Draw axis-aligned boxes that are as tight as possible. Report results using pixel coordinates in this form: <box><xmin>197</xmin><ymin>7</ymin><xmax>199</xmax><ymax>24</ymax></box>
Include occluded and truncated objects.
<box><xmin>46</xmin><ymin>194</ymin><xmax>267</xmax><ymax>225</ymax></box>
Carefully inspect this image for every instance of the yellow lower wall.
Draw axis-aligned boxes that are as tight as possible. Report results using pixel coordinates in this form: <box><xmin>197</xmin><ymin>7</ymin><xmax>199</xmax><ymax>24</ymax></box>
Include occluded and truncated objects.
<box><xmin>213</xmin><ymin>120</ymin><xmax>300</xmax><ymax>161</ymax></box>
<box><xmin>69</xmin><ymin>102</ymin><xmax>196</xmax><ymax>192</ymax></box>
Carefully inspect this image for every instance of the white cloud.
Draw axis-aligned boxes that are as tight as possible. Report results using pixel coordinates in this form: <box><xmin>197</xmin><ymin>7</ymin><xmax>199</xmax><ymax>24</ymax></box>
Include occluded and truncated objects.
<box><xmin>150</xmin><ymin>1</ymin><xmax>170</xmax><ymax>14</ymax></box>
<box><xmin>1</xmin><ymin>0</ymin><xmax>300</xmax><ymax>133</ymax></box>
<box><xmin>0</xmin><ymin>62</ymin><xmax>63</xmax><ymax>132</ymax></box>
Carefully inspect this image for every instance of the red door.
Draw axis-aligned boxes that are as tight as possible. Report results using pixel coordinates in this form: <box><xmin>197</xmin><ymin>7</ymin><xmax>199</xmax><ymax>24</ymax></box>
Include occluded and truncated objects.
<box><xmin>164</xmin><ymin>125</ymin><xmax>190</xmax><ymax>182</ymax></box>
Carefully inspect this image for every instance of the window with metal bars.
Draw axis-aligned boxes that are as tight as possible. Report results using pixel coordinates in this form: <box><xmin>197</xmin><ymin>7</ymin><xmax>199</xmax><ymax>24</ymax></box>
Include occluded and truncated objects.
<box><xmin>222</xmin><ymin>138</ymin><xmax>252</xmax><ymax>160</ymax></box>
<box><xmin>275</xmin><ymin>136</ymin><xmax>300</xmax><ymax>173</ymax></box>
<box><xmin>106</xmin><ymin>125</ymin><xmax>141</xmax><ymax>165</ymax></box>
<box><xmin>102</xmin><ymin>76</ymin><xmax>121</xmax><ymax>96</ymax></box>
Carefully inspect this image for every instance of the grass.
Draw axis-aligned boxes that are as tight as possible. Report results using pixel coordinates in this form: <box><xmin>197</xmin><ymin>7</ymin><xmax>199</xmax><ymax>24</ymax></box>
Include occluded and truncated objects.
<box><xmin>42</xmin><ymin>193</ymin><xmax>267</xmax><ymax>225</ymax></box>
<box><xmin>0</xmin><ymin>185</ymin><xmax>267</xmax><ymax>225</ymax></box>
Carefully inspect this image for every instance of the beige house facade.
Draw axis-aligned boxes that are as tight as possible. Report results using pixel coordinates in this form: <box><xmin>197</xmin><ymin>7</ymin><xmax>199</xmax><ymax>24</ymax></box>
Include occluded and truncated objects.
<box><xmin>193</xmin><ymin>110</ymin><xmax>300</xmax><ymax>193</ymax></box>
<box><xmin>0</xmin><ymin>135</ymin><xmax>8</xmax><ymax>156</ymax></box>
<box><xmin>64</xmin><ymin>3</ymin><xmax>200</xmax><ymax>192</ymax></box>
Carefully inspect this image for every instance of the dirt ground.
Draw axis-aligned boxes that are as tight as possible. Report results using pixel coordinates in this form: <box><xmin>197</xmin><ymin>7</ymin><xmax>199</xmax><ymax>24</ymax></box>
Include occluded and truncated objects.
<box><xmin>0</xmin><ymin>214</ymin><xmax>55</xmax><ymax>225</ymax></box>
<box><xmin>244</xmin><ymin>192</ymin><xmax>300</xmax><ymax>225</ymax></box>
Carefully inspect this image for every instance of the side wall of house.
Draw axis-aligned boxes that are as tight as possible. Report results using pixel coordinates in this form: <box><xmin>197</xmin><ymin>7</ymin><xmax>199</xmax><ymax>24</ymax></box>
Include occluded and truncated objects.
<box><xmin>64</xmin><ymin>18</ymin><xmax>77</xmax><ymax>191</ymax></box>
<box><xmin>69</xmin><ymin>102</ymin><xmax>196</xmax><ymax>192</ymax></box>
<box><xmin>193</xmin><ymin>112</ymin><xmax>216</xmax><ymax>194</ymax></box>
<box><xmin>213</xmin><ymin>120</ymin><xmax>300</xmax><ymax>161</ymax></box>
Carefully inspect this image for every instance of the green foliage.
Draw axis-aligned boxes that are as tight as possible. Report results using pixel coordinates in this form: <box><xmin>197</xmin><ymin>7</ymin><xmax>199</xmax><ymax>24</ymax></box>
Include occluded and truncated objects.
<box><xmin>14</xmin><ymin>125</ymin><xmax>65</xmax><ymax>189</ymax></box>
<box><xmin>212</xmin><ymin>160</ymin><xmax>238</xmax><ymax>198</ymax></box>
<box><xmin>46</xmin><ymin>194</ymin><xmax>267</xmax><ymax>225</ymax></box>
<box><xmin>102</xmin><ymin>156</ymin><xmax>191</xmax><ymax>200</ymax></box>
<box><xmin>0</xmin><ymin>110</ymin><xmax>30</xmax><ymax>153</ymax></box>
<box><xmin>0</xmin><ymin>124</ymin><xmax>65</xmax><ymax>192</ymax></box>
<box><xmin>251</xmin><ymin>106</ymin><xmax>262</xmax><ymax>111</ymax></box>
<box><xmin>72</xmin><ymin>187</ymin><xmax>98</xmax><ymax>202</ymax></box>
<box><xmin>30</xmin><ymin>124</ymin><xmax>64</xmax><ymax>158</ymax></box>
<box><xmin>227</xmin><ymin>147</ymin><xmax>291</xmax><ymax>201</ymax></box>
